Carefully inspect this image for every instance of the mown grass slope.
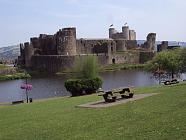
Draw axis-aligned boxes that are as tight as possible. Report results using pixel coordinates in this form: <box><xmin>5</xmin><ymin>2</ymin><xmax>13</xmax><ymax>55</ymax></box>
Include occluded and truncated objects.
<box><xmin>0</xmin><ymin>83</ymin><xmax>186</xmax><ymax>140</ymax></box>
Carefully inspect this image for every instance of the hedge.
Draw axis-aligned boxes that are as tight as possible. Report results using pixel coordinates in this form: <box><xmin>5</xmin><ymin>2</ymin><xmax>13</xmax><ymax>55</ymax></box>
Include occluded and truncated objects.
<box><xmin>64</xmin><ymin>77</ymin><xmax>103</xmax><ymax>96</ymax></box>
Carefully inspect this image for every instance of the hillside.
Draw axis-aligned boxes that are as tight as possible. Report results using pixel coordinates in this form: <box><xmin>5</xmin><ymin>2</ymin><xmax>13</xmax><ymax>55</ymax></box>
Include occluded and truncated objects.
<box><xmin>0</xmin><ymin>45</ymin><xmax>20</xmax><ymax>60</ymax></box>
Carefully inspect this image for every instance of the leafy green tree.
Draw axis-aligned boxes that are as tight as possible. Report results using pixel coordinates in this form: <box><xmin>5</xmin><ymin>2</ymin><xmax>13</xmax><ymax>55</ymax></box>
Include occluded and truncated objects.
<box><xmin>180</xmin><ymin>48</ymin><xmax>186</xmax><ymax>73</ymax></box>
<box><xmin>145</xmin><ymin>49</ymin><xmax>181</xmax><ymax>80</ymax></box>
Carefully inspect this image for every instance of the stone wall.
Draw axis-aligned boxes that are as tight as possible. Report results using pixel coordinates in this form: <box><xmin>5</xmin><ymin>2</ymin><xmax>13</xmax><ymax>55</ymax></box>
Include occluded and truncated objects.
<box><xmin>139</xmin><ymin>51</ymin><xmax>155</xmax><ymax>64</ymax></box>
<box><xmin>115</xmin><ymin>39</ymin><xmax>127</xmax><ymax>51</ymax></box>
<box><xmin>126</xmin><ymin>40</ymin><xmax>138</xmax><ymax>50</ymax></box>
<box><xmin>76</xmin><ymin>39</ymin><xmax>116</xmax><ymax>55</ymax></box>
<box><xmin>31</xmin><ymin>35</ymin><xmax>57</xmax><ymax>55</ymax></box>
<box><xmin>157</xmin><ymin>41</ymin><xmax>168</xmax><ymax>52</ymax></box>
<box><xmin>110</xmin><ymin>51</ymin><xmax>140</xmax><ymax>64</ymax></box>
<box><xmin>111</xmin><ymin>33</ymin><xmax>124</xmax><ymax>40</ymax></box>
<box><xmin>31</xmin><ymin>54</ymin><xmax>109</xmax><ymax>72</ymax></box>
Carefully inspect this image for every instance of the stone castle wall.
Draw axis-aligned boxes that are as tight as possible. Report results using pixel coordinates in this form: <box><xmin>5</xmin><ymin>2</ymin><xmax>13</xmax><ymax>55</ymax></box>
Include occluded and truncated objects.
<box><xmin>31</xmin><ymin>51</ymin><xmax>152</xmax><ymax>72</ymax></box>
<box><xmin>31</xmin><ymin>55</ymin><xmax>110</xmax><ymax>72</ymax></box>
<box><xmin>76</xmin><ymin>39</ymin><xmax>116</xmax><ymax>55</ymax></box>
<box><xmin>110</xmin><ymin>51</ymin><xmax>140</xmax><ymax>64</ymax></box>
<box><xmin>139</xmin><ymin>51</ymin><xmax>155</xmax><ymax>63</ymax></box>
<box><xmin>157</xmin><ymin>41</ymin><xmax>168</xmax><ymax>52</ymax></box>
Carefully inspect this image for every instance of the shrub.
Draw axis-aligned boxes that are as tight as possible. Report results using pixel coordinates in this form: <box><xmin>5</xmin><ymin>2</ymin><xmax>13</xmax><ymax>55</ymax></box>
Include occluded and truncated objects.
<box><xmin>65</xmin><ymin>79</ymin><xmax>84</xmax><ymax>96</ymax></box>
<box><xmin>83</xmin><ymin>77</ymin><xmax>103</xmax><ymax>94</ymax></box>
<box><xmin>65</xmin><ymin>77</ymin><xmax>103</xmax><ymax>96</ymax></box>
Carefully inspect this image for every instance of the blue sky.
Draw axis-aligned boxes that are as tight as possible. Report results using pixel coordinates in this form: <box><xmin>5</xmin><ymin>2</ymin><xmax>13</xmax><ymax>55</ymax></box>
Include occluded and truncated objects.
<box><xmin>0</xmin><ymin>0</ymin><xmax>186</xmax><ymax>47</ymax></box>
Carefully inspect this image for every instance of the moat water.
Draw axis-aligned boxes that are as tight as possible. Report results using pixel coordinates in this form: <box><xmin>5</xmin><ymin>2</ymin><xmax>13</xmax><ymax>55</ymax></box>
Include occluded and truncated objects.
<box><xmin>0</xmin><ymin>70</ymin><xmax>185</xmax><ymax>103</ymax></box>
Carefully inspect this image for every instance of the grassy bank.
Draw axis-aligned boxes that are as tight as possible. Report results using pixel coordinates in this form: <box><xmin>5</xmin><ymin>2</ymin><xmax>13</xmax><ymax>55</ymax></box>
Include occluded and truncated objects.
<box><xmin>0</xmin><ymin>83</ymin><xmax>186</xmax><ymax>140</ymax></box>
<box><xmin>100</xmin><ymin>63</ymin><xmax>146</xmax><ymax>72</ymax></box>
<box><xmin>0</xmin><ymin>73</ymin><xmax>31</xmax><ymax>81</ymax></box>
<box><xmin>0</xmin><ymin>64</ymin><xmax>8</xmax><ymax>69</ymax></box>
<box><xmin>56</xmin><ymin>63</ymin><xmax>146</xmax><ymax>75</ymax></box>
<box><xmin>0</xmin><ymin>65</ymin><xmax>31</xmax><ymax>81</ymax></box>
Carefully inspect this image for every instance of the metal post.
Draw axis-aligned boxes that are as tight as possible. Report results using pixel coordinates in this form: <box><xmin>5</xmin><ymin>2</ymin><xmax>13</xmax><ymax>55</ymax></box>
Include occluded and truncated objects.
<box><xmin>158</xmin><ymin>71</ymin><xmax>161</xmax><ymax>85</ymax></box>
<box><xmin>158</xmin><ymin>64</ymin><xmax>161</xmax><ymax>85</ymax></box>
<box><xmin>25</xmin><ymin>72</ymin><xmax>29</xmax><ymax>103</ymax></box>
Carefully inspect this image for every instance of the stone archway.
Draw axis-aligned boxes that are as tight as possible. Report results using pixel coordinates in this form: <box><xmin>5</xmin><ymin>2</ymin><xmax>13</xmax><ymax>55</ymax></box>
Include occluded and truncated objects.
<box><xmin>112</xmin><ymin>58</ymin><xmax>116</xmax><ymax>64</ymax></box>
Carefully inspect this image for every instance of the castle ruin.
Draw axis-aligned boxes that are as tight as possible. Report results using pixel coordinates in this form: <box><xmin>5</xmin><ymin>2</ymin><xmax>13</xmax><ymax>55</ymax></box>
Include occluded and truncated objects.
<box><xmin>18</xmin><ymin>25</ymin><xmax>156</xmax><ymax>72</ymax></box>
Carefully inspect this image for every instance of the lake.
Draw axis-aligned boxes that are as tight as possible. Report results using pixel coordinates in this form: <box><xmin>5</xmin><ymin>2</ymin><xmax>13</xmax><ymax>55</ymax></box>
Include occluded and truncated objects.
<box><xmin>0</xmin><ymin>70</ymin><xmax>185</xmax><ymax>103</ymax></box>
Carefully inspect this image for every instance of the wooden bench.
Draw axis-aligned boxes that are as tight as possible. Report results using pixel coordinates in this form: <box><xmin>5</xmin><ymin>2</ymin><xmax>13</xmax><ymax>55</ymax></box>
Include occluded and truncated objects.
<box><xmin>12</xmin><ymin>100</ymin><xmax>24</xmax><ymax>105</ymax></box>
<box><xmin>164</xmin><ymin>79</ymin><xmax>179</xmax><ymax>85</ymax></box>
<box><xmin>98</xmin><ymin>87</ymin><xmax>134</xmax><ymax>103</ymax></box>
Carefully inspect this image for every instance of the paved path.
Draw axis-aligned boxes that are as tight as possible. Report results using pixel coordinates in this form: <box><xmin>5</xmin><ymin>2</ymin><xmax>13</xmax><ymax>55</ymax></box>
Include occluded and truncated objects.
<box><xmin>77</xmin><ymin>93</ymin><xmax>159</xmax><ymax>108</ymax></box>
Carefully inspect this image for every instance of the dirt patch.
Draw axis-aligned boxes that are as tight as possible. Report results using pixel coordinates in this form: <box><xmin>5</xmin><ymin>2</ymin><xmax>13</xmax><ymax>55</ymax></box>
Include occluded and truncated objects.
<box><xmin>77</xmin><ymin>93</ymin><xmax>159</xmax><ymax>108</ymax></box>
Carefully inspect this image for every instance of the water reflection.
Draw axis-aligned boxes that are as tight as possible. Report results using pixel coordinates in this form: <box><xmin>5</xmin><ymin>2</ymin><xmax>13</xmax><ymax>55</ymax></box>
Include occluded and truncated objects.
<box><xmin>101</xmin><ymin>70</ymin><xmax>157</xmax><ymax>90</ymax></box>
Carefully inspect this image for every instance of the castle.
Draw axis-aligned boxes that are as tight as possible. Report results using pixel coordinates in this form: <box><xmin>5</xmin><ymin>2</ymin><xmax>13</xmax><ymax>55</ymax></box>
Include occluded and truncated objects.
<box><xmin>18</xmin><ymin>25</ymin><xmax>156</xmax><ymax>72</ymax></box>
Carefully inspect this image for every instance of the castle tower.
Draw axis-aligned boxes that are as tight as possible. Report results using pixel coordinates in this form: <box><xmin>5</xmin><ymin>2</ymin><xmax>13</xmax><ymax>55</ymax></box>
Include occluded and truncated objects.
<box><xmin>56</xmin><ymin>27</ymin><xmax>77</xmax><ymax>55</ymax></box>
<box><xmin>109</xmin><ymin>28</ymin><xmax>117</xmax><ymax>38</ymax></box>
<box><xmin>129</xmin><ymin>30</ymin><xmax>136</xmax><ymax>40</ymax></box>
<box><xmin>122</xmin><ymin>26</ymin><xmax>129</xmax><ymax>40</ymax></box>
<box><xmin>146</xmin><ymin>33</ymin><xmax>156</xmax><ymax>51</ymax></box>
<box><xmin>115</xmin><ymin>40</ymin><xmax>127</xmax><ymax>51</ymax></box>
<box><xmin>20</xmin><ymin>43</ymin><xmax>25</xmax><ymax>58</ymax></box>
<box><xmin>17</xmin><ymin>43</ymin><xmax>25</xmax><ymax>66</ymax></box>
<box><xmin>24</xmin><ymin>42</ymin><xmax>34</xmax><ymax>68</ymax></box>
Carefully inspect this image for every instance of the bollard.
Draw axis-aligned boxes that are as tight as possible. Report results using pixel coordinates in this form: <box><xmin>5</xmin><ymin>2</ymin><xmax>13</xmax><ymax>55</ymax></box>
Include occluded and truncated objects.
<box><xmin>29</xmin><ymin>98</ymin><xmax>33</xmax><ymax>103</ymax></box>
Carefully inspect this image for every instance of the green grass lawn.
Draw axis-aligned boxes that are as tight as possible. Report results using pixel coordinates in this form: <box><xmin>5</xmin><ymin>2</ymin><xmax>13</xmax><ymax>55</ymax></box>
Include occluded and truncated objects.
<box><xmin>100</xmin><ymin>63</ymin><xmax>145</xmax><ymax>72</ymax></box>
<box><xmin>55</xmin><ymin>63</ymin><xmax>146</xmax><ymax>75</ymax></box>
<box><xmin>0</xmin><ymin>83</ymin><xmax>186</xmax><ymax>140</ymax></box>
<box><xmin>0</xmin><ymin>64</ymin><xmax>8</xmax><ymax>69</ymax></box>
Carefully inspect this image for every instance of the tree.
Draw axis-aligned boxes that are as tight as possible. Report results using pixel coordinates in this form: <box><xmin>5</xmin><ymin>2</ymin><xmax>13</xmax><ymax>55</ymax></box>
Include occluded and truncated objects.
<box><xmin>65</xmin><ymin>55</ymin><xmax>103</xmax><ymax>96</ymax></box>
<box><xmin>145</xmin><ymin>49</ymin><xmax>181</xmax><ymax>82</ymax></box>
<box><xmin>73</xmin><ymin>55</ymin><xmax>99</xmax><ymax>79</ymax></box>
<box><xmin>180</xmin><ymin>48</ymin><xmax>186</xmax><ymax>73</ymax></box>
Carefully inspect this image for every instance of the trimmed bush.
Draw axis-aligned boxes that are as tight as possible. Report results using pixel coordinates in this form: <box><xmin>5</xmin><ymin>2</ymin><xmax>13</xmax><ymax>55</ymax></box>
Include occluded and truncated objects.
<box><xmin>64</xmin><ymin>79</ymin><xmax>84</xmax><ymax>96</ymax></box>
<box><xmin>65</xmin><ymin>77</ymin><xmax>103</xmax><ymax>96</ymax></box>
<box><xmin>83</xmin><ymin>77</ymin><xmax>103</xmax><ymax>94</ymax></box>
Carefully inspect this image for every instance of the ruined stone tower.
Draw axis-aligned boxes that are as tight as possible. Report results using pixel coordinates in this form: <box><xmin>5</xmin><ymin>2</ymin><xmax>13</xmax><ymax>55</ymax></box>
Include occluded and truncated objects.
<box><xmin>129</xmin><ymin>30</ymin><xmax>136</xmax><ymax>40</ymax></box>
<box><xmin>146</xmin><ymin>33</ymin><xmax>156</xmax><ymax>51</ymax></box>
<box><xmin>109</xmin><ymin>28</ymin><xmax>117</xmax><ymax>38</ymax></box>
<box><xmin>122</xmin><ymin>26</ymin><xmax>130</xmax><ymax>40</ymax></box>
<box><xmin>24</xmin><ymin>42</ymin><xmax>34</xmax><ymax>68</ymax></box>
<box><xmin>56</xmin><ymin>27</ymin><xmax>77</xmax><ymax>55</ymax></box>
